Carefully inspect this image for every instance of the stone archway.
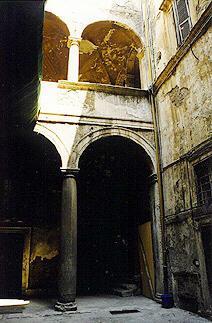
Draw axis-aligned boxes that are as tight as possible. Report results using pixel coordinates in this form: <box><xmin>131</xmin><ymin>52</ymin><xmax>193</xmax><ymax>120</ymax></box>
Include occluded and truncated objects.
<box><xmin>77</xmin><ymin>135</ymin><xmax>154</xmax><ymax>297</ymax></box>
<box><xmin>69</xmin><ymin>127</ymin><xmax>156</xmax><ymax>171</ymax></box>
<box><xmin>1</xmin><ymin>130</ymin><xmax>62</xmax><ymax>298</ymax></box>
<box><xmin>34</xmin><ymin>123</ymin><xmax>69</xmax><ymax>168</ymax></box>
<box><xmin>52</xmin><ymin>127</ymin><xmax>164</xmax><ymax>310</ymax></box>
<box><xmin>32</xmin><ymin>125</ymin><xmax>164</xmax><ymax>310</ymax></box>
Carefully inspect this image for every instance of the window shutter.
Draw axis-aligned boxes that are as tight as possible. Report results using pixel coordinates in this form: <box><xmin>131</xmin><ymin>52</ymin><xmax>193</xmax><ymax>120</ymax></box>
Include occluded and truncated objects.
<box><xmin>173</xmin><ymin>0</ymin><xmax>192</xmax><ymax>45</ymax></box>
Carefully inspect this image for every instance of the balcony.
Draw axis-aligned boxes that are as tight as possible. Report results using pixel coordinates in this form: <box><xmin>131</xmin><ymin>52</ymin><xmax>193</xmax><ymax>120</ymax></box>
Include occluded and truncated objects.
<box><xmin>37</xmin><ymin>81</ymin><xmax>153</xmax><ymax>130</ymax></box>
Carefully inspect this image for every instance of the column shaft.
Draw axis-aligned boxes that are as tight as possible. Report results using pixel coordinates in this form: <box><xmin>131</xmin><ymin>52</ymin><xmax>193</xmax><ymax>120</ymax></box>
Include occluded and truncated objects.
<box><xmin>67</xmin><ymin>37</ymin><xmax>80</xmax><ymax>82</ymax></box>
<box><xmin>55</xmin><ymin>169</ymin><xmax>78</xmax><ymax>312</ymax></box>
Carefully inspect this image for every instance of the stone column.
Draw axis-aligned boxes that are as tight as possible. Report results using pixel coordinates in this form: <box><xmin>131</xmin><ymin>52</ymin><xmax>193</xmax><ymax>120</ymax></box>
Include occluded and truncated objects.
<box><xmin>67</xmin><ymin>36</ymin><xmax>81</xmax><ymax>82</ymax></box>
<box><xmin>149</xmin><ymin>174</ymin><xmax>165</xmax><ymax>302</ymax></box>
<box><xmin>55</xmin><ymin>168</ymin><xmax>79</xmax><ymax>312</ymax></box>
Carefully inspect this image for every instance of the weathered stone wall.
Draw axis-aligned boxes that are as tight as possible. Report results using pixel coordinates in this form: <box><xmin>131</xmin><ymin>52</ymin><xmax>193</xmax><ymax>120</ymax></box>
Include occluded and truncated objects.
<box><xmin>141</xmin><ymin>0</ymin><xmax>211</xmax><ymax>81</ymax></box>
<box><xmin>157</xmin><ymin>27</ymin><xmax>211</xmax><ymax>213</ymax></box>
<box><xmin>142</xmin><ymin>0</ymin><xmax>177</xmax><ymax>80</ymax></box>
<box><xmin>195</xmin><ymin>0</ymin><xmax>212</xmax><ymax>18</ymax></box>
<box><xmin>155</xmin><ymin>23</ymin><xmax>212</xmax><ymax>314</ymax></box>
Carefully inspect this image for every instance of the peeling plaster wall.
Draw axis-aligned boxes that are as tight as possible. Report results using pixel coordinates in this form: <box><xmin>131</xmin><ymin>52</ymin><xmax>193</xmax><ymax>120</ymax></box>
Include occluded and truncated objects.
<box><xmin>39</xmin><ymin>82</ymin><xmax>152</xmax><ymax>121</ymax></box>
<box><xmin>155</xmin><ymin>26</ymin><xmax>212</xmax><ymax>313</ymax></box>
<box><xmin>166</xmin><ymin>217</ymin><xmax>203</xmax><ymax>312</ymax></box>
<box><xmin>195</xmin><ymin>0</ymin><xmax>211</xmax><ymax>18</ymax></box>
<box><xmin>157</xmin><ymin>27</ymin><xmax>211</xmax><ymax>170</ymax></box>
<box><xmin>166</xmin><ymin>217</ymin><xmax>198</xmax><ymax>273</ymax></box>
<box><xmin>143</xmin><ymin>0</ymin><xmax>211</xmax><ymax>80</ymax></box>
<box><xmin>29</xmin><ymin>227</ymin><xmax>60</xmax><ymax>293</ymax></box>
<box><xmin>143</xmin><ymin>0</ymin><xmax>177</xmax><ymax>80</ymax></box>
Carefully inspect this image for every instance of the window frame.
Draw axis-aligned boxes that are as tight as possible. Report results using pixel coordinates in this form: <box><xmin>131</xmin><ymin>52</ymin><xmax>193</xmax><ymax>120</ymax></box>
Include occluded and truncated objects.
<box><xmin>194</xmin><ymin>157</ymin><xmax>212</xmax><ymax>207</ymax></box>
<box><xmin>173</xmin><ymin>0</ymin><xmax>192</xmax><ymax>45</ymax></box>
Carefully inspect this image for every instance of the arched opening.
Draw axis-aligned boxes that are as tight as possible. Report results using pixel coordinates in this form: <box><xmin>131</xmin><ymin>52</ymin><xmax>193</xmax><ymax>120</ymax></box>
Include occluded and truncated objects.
<box><xmin>77</xmin><ymin>136</ymin><xmax>154</xmax><ymax>296</ymax></box>
<box><xmin>79</xmin><ymin>21</ymin><xmax>142</xmax><ymax>88</ymax></box>
<box><xmin>0</xmin><ymin>131</ymin><xmax>62</xmax><ymax>297</ymax></box>
<box><xmin>42</xmin><ymin>12</ymin><xmax>70</xmax><ymax>82</ymax></box>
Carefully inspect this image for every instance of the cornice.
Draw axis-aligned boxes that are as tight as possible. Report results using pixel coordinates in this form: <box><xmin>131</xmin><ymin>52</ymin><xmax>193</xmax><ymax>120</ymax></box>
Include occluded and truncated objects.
<box><xmin>58</xmin><ymin>80</ymin><xmax>148</xmax><ymax>98</ymax></box>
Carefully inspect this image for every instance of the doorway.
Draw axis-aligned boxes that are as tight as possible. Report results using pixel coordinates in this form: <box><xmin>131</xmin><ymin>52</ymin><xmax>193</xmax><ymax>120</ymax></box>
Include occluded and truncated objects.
<box><xmin>77</xmin><ymin>136</ymin><xmax>153</xmax><ymax>296</ymax></box>
<box><xmin>0</xmin><ymin>233</ymin><xmax>24</xmax><ymax>298</ymax></box>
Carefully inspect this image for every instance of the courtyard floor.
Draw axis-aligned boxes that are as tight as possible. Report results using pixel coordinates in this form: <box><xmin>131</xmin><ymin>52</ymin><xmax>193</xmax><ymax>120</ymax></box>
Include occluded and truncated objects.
<box><xmin>0</xmin><ymin>295</ymin><xmax>210</xmax><ymax>323</ymax></box>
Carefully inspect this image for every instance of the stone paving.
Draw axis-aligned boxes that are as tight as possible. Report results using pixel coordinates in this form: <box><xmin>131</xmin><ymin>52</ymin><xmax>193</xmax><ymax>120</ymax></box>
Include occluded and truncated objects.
<box><xmin>0</xmin><ymin>295</ymin><xmax>210</xmax><ymax>323</ymax></box>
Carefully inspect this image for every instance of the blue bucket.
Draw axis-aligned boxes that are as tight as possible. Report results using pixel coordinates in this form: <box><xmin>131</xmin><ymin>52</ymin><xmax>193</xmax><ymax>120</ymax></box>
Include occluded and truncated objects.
<box><xmin>161</xmin><ymin>294</ymin><xmax>174</xmax><ymax>308</ymax></box>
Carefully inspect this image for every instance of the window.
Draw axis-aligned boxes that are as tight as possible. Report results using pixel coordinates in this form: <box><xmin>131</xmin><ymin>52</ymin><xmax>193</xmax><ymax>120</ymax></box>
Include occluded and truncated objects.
<box><xmin>194</xmin><ymin>157</ymin><xmax>212</xmax><ymax>206</ymax></box>
<box><xmin>173</xmin><ymin>0</ymin><xmax>192</xmax><ymax>45</ymax></box>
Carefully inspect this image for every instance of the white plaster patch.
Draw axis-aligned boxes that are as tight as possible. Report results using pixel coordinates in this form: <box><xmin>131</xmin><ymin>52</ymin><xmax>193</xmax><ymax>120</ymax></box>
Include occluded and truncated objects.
<box><xmin>80</xmin><ymin>39</ymin><xmax>97</xmax><ymax>54</ymax></box>
<box><xmin>94</xmin><ymin>92</ymin><xmax>152</xmax><ymax>121</ymax></box>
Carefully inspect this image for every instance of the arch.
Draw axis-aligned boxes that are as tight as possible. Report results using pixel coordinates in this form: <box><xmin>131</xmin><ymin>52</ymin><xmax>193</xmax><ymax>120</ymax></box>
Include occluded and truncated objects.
<box><xmin>34</xmin><ymin>123</ymin><xmax>69</xmax><ymax>168</ymax></box>
<box><xmin>43</xmin><ymin>11</ymin><xmax>70</xmax><ymax>81</ymax></box>
<box><xmin>81</xmin><ymin>20</ymin><xmax>143</xmax><ymax>48</ymax></box>
<box><xmin>69</xmin><ymin>127</ymin><xmax>156</xmax><ymax>171</ymax></box>
<box><xmin>77</xmin><ymin>132</ymin><xmax>155</xmax><ymax>296</ymax></box>
<box><xmin>79</xmin><ymin>21</ymin><xmax>143</xmax><ymax>87</ymax></box>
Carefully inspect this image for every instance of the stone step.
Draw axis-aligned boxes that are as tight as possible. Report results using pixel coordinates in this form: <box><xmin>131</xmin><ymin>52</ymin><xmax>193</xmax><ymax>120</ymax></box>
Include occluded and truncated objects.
<box><xmin>0</xmin><ymin>299</ymin><xmax>29</xmax><ymax>314</ymax></box>
<box><xmin>119</xmin><ymin>283</ymin><xmax>138</xmax><ymax>289</ymax></box>
<box><xmin>112</xmin><ymin>284</ymin><xmax>141</xmax><ymax>297</ymax></box>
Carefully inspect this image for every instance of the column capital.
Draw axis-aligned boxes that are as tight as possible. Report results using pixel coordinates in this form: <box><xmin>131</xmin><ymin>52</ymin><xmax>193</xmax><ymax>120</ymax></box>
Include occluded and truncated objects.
<box><xmin>60</xmin><ymin>168</ymin><xmax>80</xmax><ymax>178</ymax></box>
<box><xmin>149</xmin><ymin>173</ymin><xmax>158</xmax><ymax>185</ymax></box>
<box><xmin>67</xmin><ymin>36</ymin><xmax>81</xmax><ymax>48</ymax></box>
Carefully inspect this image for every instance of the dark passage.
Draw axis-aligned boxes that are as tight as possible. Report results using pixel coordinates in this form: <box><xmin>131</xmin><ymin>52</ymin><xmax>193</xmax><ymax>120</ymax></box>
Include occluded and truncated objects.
<box><xmin>0</xmin><ymin>131</ymin><xmax>62</xmax><ymax>295</ymax></box>
<box><xmin>201</xmin><ymin>225</ymin><xmax>212</xmax><ymax>299</ymax></box>
<box><xmin>77</xmin><ymin>136</ymin><xmax>151</xmax><ymax>295</ymax></box>
<box><xmin>0</xmin><ymin>233</ymin><xmax>24</xmax><ymax>298</ymax></box>
<box><xmin>3</xmin><ymin>131</ymin><xmax>62</xmax><ymax>227</ymax></box>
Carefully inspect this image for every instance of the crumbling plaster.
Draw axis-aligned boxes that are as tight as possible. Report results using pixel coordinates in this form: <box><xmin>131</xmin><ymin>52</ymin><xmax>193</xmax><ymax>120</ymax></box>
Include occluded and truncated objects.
<box><xmin>157</xmin><ymin>27</ymin><xmax>212</xmax><ymax>169</ymax></box>
<box><xmin>156</xmin><ymin>27</ymin><xmax>212</xmax><ymax>217</ymax></box>
<box><xmin>195</xmin><ymin>0</ymin><xmax>212</xmax><ymax>18</ymax></box>
<box><xmin>166</xmin><ymin>217</ymin><xmax>198</xmax><ymax>273</ymax></box>
<box><xmin>28</xmin><ymin>227</ymin><xmax>60</xmax><ymax>292</ymax></box>
<box><xmin>154</xmin><ymin>21</ymin><xmax>212</xmax><ymax>314</ymax></box>
<box><xmin>145</xmin><ymin>0</ymin><xmax>211</xmax><ymax>79</ymax></box>
<box><xmin>145</xmin><ymin>0</ymin><xmax>177</xmax><ymax>79</ymax></box>
<box><xmin>163</xmin><ymin>161</ymin><xmax>191</xmax><ymax>216</ymax></box>
<box><xmin>30</xmin><ymin>227</ymin><xmax>59</xmax><ymax>263</ymax></box>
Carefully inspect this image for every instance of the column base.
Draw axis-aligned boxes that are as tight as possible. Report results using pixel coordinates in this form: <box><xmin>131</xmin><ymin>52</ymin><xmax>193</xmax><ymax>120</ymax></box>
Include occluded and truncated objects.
<box><xmin>155</xmin><ymin>292</ymin><xmax>163</xmax><ymax>303</ymax></box>
<box><xmin>55</xmin><ymin>301</ymin><xmax>77</xmax><ymax>312</ymax></box>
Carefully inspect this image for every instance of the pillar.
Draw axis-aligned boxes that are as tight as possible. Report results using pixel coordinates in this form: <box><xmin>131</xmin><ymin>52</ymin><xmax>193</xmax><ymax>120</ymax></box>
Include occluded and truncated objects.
<box><xmin>149</xmin><ymin>174</ymin><xmax>165</xmax><ymax>302</ymax></box>
<box><xmin>55</xmin><ymin>168</ymin><xmax>79</xmax><ymax>312</ymax></box>
<box><xmin>67</xmin><ymin>36</ymin><xmax>81</xmax><ymax>82</ymax></box>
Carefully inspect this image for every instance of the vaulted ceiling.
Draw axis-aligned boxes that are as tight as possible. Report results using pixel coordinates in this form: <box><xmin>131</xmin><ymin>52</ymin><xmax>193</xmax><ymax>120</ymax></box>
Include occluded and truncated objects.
<box><xmin>80</xmin><ymin>21</ymin><xmax>142</xmax><ymax>88</ymax></box>
<box><xmin>42</xmin><ymin>12</ymin><xmax>69</xmax><ymax>82</ymax></box>
<box><xmin>42</xmin><ymin>18</ymin><xmax>142</xmax><ymax>88</ymax></box>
